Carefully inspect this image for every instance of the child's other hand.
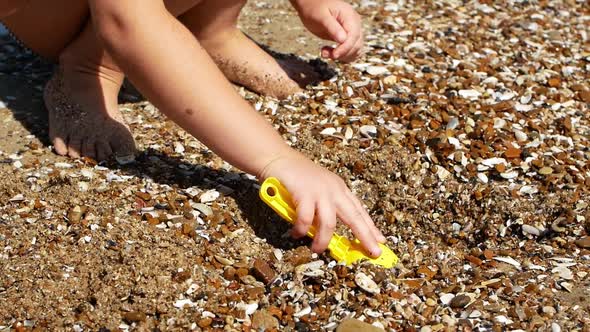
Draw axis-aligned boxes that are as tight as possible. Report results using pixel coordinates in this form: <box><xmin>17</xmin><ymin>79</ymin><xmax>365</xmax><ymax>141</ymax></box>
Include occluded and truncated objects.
<box><xmin>259</xmin><ymin>153</ymin><xmax>386</xmax><ymax>256</ymax></box>
<box><xmin>292</xmin><ymin>0</ymin><xmax>363</xmax><ymax>62</ymax></box>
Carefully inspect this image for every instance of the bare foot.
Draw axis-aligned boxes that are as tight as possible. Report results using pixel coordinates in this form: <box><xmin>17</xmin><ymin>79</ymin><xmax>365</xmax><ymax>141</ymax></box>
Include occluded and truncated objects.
<box><xmin>44</xmin><ymin>66</ymin><xmax>137</xmax><ymax>161</ymax></box>
<box><xmin>200</xmin><ymin>29</ymin><xmax>324</xmax><ymax>99</ymax></box>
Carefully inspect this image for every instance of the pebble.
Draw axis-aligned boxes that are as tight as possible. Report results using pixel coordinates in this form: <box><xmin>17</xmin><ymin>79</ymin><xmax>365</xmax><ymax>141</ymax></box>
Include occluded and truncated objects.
<box><xmin>251</xmin><ymin>258</ymin><xmax>276</xmax><ymax>285</ymax></box>
<box><xmin>197</xmin><ymin>317</ymin><xmax>212</xmax><ymax>328</ymax></box>
<box><xmin>336</xmin><ymin>318</ymin><xmax>385</xmax><ymax>332</ymax></box>
<box><xmin>538</xmin><ymin>166</ymin><xmax>554</xmax><ymax>175</ymax></box>
<box><xmin>449</xmin><ymin>294</ymin><xmax>471</xmax><ymax>309</ymax></box>
<box><xmin>354</xmin><ymin>272</ymin><xmax>380</xmax><ymax>294</ymax></box>
<box><xmin>122</xmin><ymin>311</ymin><xmax>146</xmax><ymax>323</ymax></box>
<box><xmin>251</xmin><ymin>310</ymin><xmax>278</xmax><ymax>330</ymax></box>
<box><xmin>67</xmin><ymin>206</ymin><xmax>83</xmax><ymax>223</ymax></box>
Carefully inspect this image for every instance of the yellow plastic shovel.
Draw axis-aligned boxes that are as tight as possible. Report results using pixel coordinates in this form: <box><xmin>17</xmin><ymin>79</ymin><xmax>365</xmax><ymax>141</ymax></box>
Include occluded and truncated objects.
<box><xmin>259</xmin><ymin>177</ymin><xmax>398</xmax><ymax>268</ymax></box>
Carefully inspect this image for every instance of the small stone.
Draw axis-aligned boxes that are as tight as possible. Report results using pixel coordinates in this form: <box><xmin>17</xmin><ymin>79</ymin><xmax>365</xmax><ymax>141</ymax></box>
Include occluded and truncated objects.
<box><xmin>538</xmin><ymin>167</ymin><xmax>554</xmax><ymax>175</ymax></box>
<box><xmin>548</xmin><ymin>77</ymin><xmax>561</xmax><ymax>88</ymax></box>
<box><xmin>354</xmin><ymin>272</ymin><xmax>380</xmax><ymax>294</ymax></box>
<box><xmin>504</xmin><ymin>147</ymin><xmax>521</xmax><ymax>159</ymax></box>
<box><xmin>542</xmin><ymin>306</ymin><xmax>556</xmax><ymax>317</ymax></box>
<box><xmin>122</xmin><ymin>311</ymin><xmax>146</xmax><ymax>323</ymax></box>
<box><xmin>383</xmin><ymin>75</ymin><xmax>397</xmax><ymax>85</ymax></box>
<box><xmin>223</xmin><ymin>266</ymin><xmax>236</xmax><ymax>281</ymax></box>
<box><xmin>251</xmin><ymin>310</ymin><xmax>279</xmax><ymax>330</ymax></box>
<box><xmin>239</xmin><ymin>275</ymin><xmax>258</xmax><ymax>285</ymax></box>
<box><xmin>251</xmin><ymin>258</ymin><xmax>276</xmax><ymax>285</ymax></box>
<box><xmin>285</xmin><ymin>246</ymin><xmax>312</xmax><ymax>266</ymax></box>
<box><xmin>197</xmin><ymin>317</ymin><xmax>212</xmax><ymax>328</ymax></box>
<box><xmin>449</xmin><ymin>294</ymin><xmax>471</xmax><ymax>309</ymax></box>
<box><xmin>336</xmin><ymin>318</ymin><xmax>385</xmax><ymax>332</ymax></box>
<box><xmin>67</xmin><ymin>206</ymin><xmax>83</xmax><ymax>223</ymax></box>
<box><xmin>135</xmin><ymin>191</ymin><xmax>151</xmax><ymax>201</ymax></box>
<box><xmin>574</xmin><ymin>236</ymin><xmax>590</xmax><ymax>248</ymax></box>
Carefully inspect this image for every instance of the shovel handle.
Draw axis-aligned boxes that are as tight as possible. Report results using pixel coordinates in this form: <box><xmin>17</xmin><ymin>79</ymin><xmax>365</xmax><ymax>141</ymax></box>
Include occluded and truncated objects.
<box><xmin>259</xmin><ymin>177</ymin><xmax>317</xmax><ymax>238</ymax></box>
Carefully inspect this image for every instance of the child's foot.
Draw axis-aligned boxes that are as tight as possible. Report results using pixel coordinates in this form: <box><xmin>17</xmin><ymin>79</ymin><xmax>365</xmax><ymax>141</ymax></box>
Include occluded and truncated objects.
<box><xmin>200</xmin><ymin>29</ymin><xmax>322</xmax><ymax>99</ymax></box>
<box><xmin>44</xmin><ymin>66</ymin><xmax>137</xmax><ymax>161</ymax></box>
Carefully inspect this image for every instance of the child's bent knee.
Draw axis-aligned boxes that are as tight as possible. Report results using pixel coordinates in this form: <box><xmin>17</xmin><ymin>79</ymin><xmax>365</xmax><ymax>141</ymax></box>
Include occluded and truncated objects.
<box><xmin>0</xmin><ymin>0</ymin><xmax>27</xmax><ymax>19</ymax></box>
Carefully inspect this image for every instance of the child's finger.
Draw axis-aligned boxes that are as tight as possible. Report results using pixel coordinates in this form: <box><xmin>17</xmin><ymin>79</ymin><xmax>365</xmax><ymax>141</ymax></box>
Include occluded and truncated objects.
<box><xmin>311</xmin><ymin>201</ymin><xmax>336</xmax><ymax>253</ymax></box>
<box><xmin>346</xmin><ymin>190</ymin><xmax>386</xmax><ymax>242</ymax></box>
<box><xmin>338</xmin><ymin>29</ymin><xmax>363</xmax><ymax>62</ymax></box>
<box><xmin>323</xmin><ymin>11</ymin><xmax>348</xmax><ymax>43</ymax></box>
<box><xmin>321</xmin><ymin>46</ymin><xmax>334</xmax><ymax>59</ymax></box>
<box><xmin>292</xmin><ymin>198</ymin><xmax>315</xmax><ymax>239</ymax></box>
<box><xmin>332</xmin><ymin>10</ymin><xmax>361</xmax><ymax>59</ymax></box>
<box><xmin>336</xmin><ymin>195</ymin><xmax>382</xmax><ymax>257</ymax></box>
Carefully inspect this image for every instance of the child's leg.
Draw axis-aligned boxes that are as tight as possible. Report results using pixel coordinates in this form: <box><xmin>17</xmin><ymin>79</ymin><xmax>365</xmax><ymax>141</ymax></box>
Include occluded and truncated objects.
<box><xmin>179</xmin><ymin>0</ymin><xmax>321</xmax><ymax>99</ymax></box>
<box><xmin>0</xmin><ymin>0</ymin><xmax>88</xmax><ymax>59</ymax></box>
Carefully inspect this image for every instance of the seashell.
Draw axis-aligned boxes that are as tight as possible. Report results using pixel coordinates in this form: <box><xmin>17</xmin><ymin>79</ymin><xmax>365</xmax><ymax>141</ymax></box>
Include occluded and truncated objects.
<box><xmin>354</xmin><ymin>272</ymin><xmax>380</xmax><ymax>294</ymax></box>
<box><xmin>174</xmin><ymin>299</ymin><xmax>195</xmax><ymax>308</ymax></box>
<box><xmin>320</xmin><ymin>127</ymin><xmax>337</xmax><ymax>136</ymax></box>
<box><xmin>493</xmin><ymin>256</ymin><xmax>521</xmax><ymax>269</ymax></box>
<box><xmin>294</xmin><ymin>306</ymin><xmax>311</xmax><ymax>317</ymax></box>
<box><xmin>365</xmin><ymin>66</ymin><xmax>389</xmax><ymax>76</ymax></box>
<box><xmin>522</xmin><ymin>224</ymin><xmax>541</xmax><ymax>236</ymax></box>
<box><xmin>200</xmin><ymin>189</ymin><xmax>220</xmax><ymax>203</ymax></box>
<box><xmin>359</xmin><ymin>125</ymin><xmax>377</xmax><ymax>138</ymax></box>
<box><xmin>458</xmin><ymin>89</ymin><xmax>481</xmax><ymax>99</ymax></box>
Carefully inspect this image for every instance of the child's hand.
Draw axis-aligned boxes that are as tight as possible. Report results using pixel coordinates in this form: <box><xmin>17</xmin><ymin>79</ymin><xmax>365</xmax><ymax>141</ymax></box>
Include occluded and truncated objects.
<box><xmin>259</xmin><ymin>153</ymin><xmax>386</xmax><ymax>256</ymax></box>
<box><xmin>291</xmin><ymin>0</ymin><xmax>363</xmax><ymax>62</ymax></box>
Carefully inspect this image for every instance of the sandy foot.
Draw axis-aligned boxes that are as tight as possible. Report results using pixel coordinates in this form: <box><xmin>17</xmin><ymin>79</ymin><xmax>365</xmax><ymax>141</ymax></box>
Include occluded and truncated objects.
<box><xmin>43</xmin><ymin>66</ymin><xmax>136</xmax><ymax>161</ymax></box>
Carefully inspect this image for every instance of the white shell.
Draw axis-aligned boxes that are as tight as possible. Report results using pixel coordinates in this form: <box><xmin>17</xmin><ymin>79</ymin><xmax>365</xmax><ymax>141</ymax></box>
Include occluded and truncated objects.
<box><xmin>200</xmin><ymin>189</ymin><xmax>220</xmax><ymax>203</ymax></box>
<box><xmin>493</xmin><ymin>256</ymin><xmax>521</xmax><ymax>269</ymax></box>
<box><xmin>458</xmin><ymin>89</ymin><xmax>481</xmax><ymax>99</ymax></box>
<box><xmin>366</xmin><ymin>66</ymin><xmax>389</xmax><ymax>76</ymax></box>
<box><xmin>354</xmin><ymin>272</ymin><xmax>380</xmax><ymax>294</ymax></box>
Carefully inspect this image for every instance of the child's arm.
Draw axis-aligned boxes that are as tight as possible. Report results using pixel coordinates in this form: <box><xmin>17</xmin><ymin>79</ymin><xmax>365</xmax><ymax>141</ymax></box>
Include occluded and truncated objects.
<box><xmin>290</xmin><ymin>0</ymin><xmax>364</xmax><ymax>62</ymax></box>
<box><xmin>88</xmin><ymin>0</ymin><xmax>384</xmax><ymax>256</ymax></box>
